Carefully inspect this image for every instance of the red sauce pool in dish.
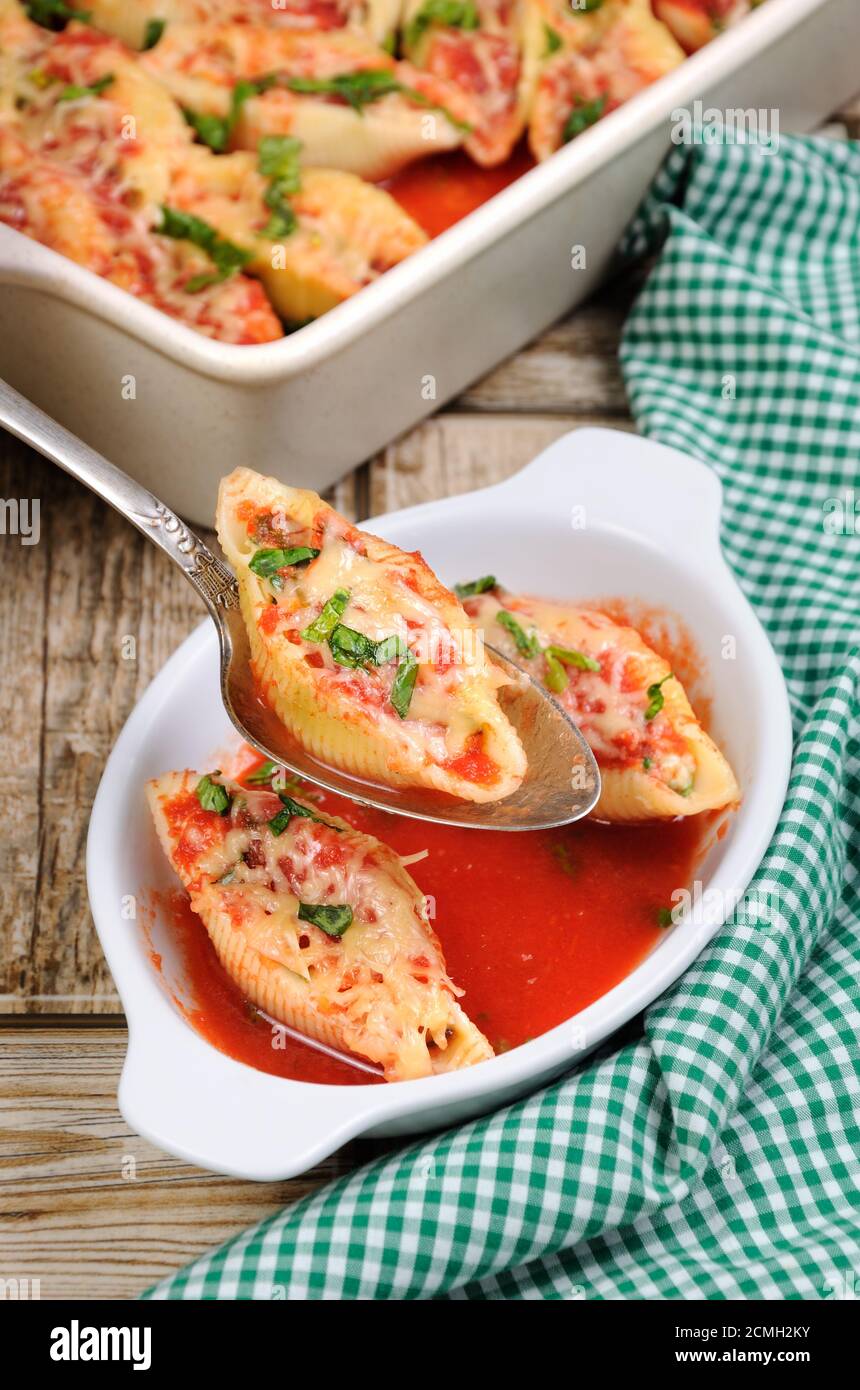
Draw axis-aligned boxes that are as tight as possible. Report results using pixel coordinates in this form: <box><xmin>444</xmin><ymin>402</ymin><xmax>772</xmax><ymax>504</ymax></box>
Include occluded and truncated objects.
<box><xmin>385</xmin><ymin>144</ymin><xmax>535</xmax><ymax>238</ymax></box>
<box><xmin>156</xmin><ymin>757</ymin><xmax>713</xmax><ymax>1084</ymax></box>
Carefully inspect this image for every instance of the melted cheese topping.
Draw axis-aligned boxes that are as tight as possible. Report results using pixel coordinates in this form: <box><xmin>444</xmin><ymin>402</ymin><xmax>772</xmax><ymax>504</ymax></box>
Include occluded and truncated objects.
<box><xmin>149</xmin><ymin>771</ymin><xmax>491</xmax><ymax>1079</ymax></box>
<box><xmin>468</xmin><ymin>590</ymin><xmax>697</xmax><ymax>792</ymax></box>
<box><xmin>243</xmin><ymin>512</ymin><xmax>492</xmax><ymax>759</ymax></box>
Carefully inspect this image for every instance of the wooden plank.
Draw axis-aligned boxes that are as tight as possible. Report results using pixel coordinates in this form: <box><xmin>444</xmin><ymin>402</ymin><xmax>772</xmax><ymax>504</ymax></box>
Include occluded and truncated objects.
<box><xmin>0</xmin><ymin>442</ymin><xmax>362</xmax><ymax>1015</ymax></box>
<box><xmin>0</xmin><ymin>1028</ymin><xmax>387</xmax><ymax>1299</ymax></box>
<box><xmin>0</xmin><ymin>435</ymin><xmax>48</xmax><ymax>1013</ymax></box>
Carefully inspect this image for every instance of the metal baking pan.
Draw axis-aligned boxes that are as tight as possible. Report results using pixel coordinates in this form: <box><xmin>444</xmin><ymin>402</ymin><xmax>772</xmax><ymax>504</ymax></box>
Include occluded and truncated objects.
<box><xmin>0</xmin><ymin>0</ymin><xmax>857</xmax><ymax>525</ymax></box>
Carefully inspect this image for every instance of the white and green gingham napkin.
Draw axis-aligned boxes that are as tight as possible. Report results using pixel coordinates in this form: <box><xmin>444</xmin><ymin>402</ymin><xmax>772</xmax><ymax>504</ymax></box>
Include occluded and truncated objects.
<box><xmin>145</xmin><ymin>135</ymin><xmax>860</xmax><ymax>1300</ymax></box>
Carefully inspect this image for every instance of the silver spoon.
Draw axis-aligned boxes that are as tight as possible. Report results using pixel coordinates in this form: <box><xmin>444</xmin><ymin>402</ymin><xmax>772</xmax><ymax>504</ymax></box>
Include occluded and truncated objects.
<box><xmin>0</xmin><ymin>379</ymin><xmax>600</xmax><ymax>829</ymax></box>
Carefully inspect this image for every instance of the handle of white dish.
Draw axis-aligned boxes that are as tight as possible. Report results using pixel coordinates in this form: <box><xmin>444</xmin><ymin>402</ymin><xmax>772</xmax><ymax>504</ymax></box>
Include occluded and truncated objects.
<box><xmin>0</xmin><ymin>377</ymin><xmax>239</xmax><ymax>616</ymax></box>
<box><xmin>496</xmin><ymin>428</ymin><xmax>725</xmax><ymax>562</ymax></box>
<box><xmin>119</xmin><ymin>1025</ymin><xmax>381</xmax><ymax>1181</ymax></box>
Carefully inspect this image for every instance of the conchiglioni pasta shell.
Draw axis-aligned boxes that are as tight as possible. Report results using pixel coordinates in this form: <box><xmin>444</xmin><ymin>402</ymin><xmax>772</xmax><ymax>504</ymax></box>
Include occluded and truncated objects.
<box><xmin>147</xmin><ymin>771</ymin><xmax>494</xmax><ymax>1081</ymax></box>
<box><xmin>217</xmin><ymin>468</ymin><xmax>527</xmax><ymax>802</ymax></box>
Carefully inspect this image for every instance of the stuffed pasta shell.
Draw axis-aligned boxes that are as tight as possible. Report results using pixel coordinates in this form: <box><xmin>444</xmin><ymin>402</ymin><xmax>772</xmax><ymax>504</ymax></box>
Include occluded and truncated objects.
<box><xmin>216</xmin><ymin>469</ymin><xmax>528</xmax><ymax>802</ymax></box>
<box><xmin>148</xmin><ymin>770</ymin><xmax>494</xmax><ymax>1081</ymax></box>
<box><xmin>461</xmin><ymin>583</ymin><xmax>738</xmax><ymax>821</ymax></box>
<box><xmin>73</xmin><ymin>0</ymin><xmax>402</xmax><ymax>51</ymax></box>
<box><xmin>523</xmin><ymin>0</ymin><xmax>684</xmax><ymax>160</ymax></box>
<box><xmin>399</xmin><ymin>0</ymin><xmax>531</xmax><ymax>167</ymax></box>
<box><xmin>141</xmin><ymin>24</ymin><xmax>474</xmax><ymax>180</ymax></box>
<box><xmin>167</xmin><ymin>144</ymin><xmax>426</xmax><ymax>321</ymax></box>
<box><xmin>653</xmin><ymin>1</ymin><xmax>754</xmax><ymax>54</ymax></box>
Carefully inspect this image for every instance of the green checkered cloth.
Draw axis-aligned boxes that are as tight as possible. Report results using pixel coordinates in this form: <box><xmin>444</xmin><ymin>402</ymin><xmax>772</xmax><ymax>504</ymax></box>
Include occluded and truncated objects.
<box><xmin>145</xmin><ymin>136</ymin><xmax>860</xmax><ymax>1300</ymax></box>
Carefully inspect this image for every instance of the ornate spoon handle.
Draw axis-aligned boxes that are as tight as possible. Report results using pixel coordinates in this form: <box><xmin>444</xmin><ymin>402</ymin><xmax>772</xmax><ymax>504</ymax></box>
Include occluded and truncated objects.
<box><xmin>0</xmin><ymin>378</ymin><xmax>238</xmax><ymax>615</ymax></box>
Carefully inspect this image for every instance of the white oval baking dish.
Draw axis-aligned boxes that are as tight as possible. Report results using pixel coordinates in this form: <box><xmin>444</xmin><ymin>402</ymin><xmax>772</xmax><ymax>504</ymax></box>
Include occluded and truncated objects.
<box><xmin>2</xmin><ymin>0</ymin><xmax>858</xmax><ymax>525</ymax></box>
<box><xmin>86</xmin><ymin>428</ymin><xmax>792</xmax><ymax>1180</ymax></box>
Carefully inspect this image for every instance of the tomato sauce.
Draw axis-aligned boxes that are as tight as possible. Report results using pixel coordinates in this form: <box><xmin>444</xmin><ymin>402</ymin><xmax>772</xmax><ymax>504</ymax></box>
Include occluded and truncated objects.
<box><xmin>385</xmin><ymin>143</ymin><xmax>535</xmax><ymax>238</ymax></box>
<box><xmin>156</xmin><ymin>753</ymin><xmax>713</xmax><ymax>1083</ymax></box>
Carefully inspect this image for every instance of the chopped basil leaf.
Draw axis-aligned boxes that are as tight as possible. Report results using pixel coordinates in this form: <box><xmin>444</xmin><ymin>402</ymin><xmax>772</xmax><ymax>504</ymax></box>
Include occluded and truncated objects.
<box><xmin>544</xmin><ymin>651</ymin><xmax>568</xmax><ymax>693</ymax></box>
<box><xmin>657</xmin><ymin>906</ymin><xmax>675</xmax><ymax>929</ymax></box>
<box><xmin>642</xmin><ymin>756</ymin><xmax>653</xmax><ymax>771</ymax></box>
<box><xmin>328</xmin><ymin>623</ymin><xmax>380</xmax><ymax>669</ymax></box>
<box><xmin>405</xmin><ymin>0</ymin><xmax>480</xmax><ymax>49</ymax></box>
<box><xmin>245</xmin><ymin>759</ymin><xmax>279</xmax><ymax>785</ymax></box>
<box><xmin>297</xmin><ymin>901</ymin><xmax>353</xmax><ymax>937</ymax></box>
<box><xmin>26</xmin><ymin>1</ymin><xmax>87</xmax><ymax>29</ymax></box>
<box><xmin>328</xmin><ymin>625</ymin><xmax>407</xmax><ymax>669</ymax></box>
<box><xmin>268</xmin><ymin>794</ymin><xmax>342</xmax><ymax>836</ymax></box>
<box><xmin>454</xmin><ymin>574</ymin><xmax>496</xmax><ymax>599</ymax></box>
<box><xmin>575</xmin><ymin>0</ymin><xmax>604</xmax><ymax>11</ymax></box>
<box><xmin>285</xmin><ymin>69</ymin><xmax>471</xmax><ymax>133</ymax></box>
<box><xmin>285</xmin><ymin>69</ymin><xmax>400</xmax><ymax>110</ymax></box>
<box><xmin>249</xmin><ymin>545</ymin><xmax>319</xmax><ymax>588</ymax></box>
<box><xmin>57</xmin><ymin>73</ymin><xmax>114</xmax><ymax>101</ymax></box>
<box><xmin>301</xmin><ymin>588</ymin><xmax>350</xmax><ymax>642</ymax></box>
<box><xmin>142</xmin><ymin>17</ymin><xmax>165</xmax><ymax>49</ymax></box>
<box><xmin>547</xmin><ymin>644</ymin><xmax>601</xmax><ymax>673</ymax></box>
<box><xmin>182</xmin><ymin>107</ymin><xmax>231</xmax><ymax>152</ymax></box>
<box><xmin>258</xmin><ymin>134</ymin><xmax>302</xmax><ymax>239</ymax></box>
<box><xmin>644</xmin><ymin>674</ymin><xmax>673</xmax><ymax>722</ymax></box>
<box><xmin>543</xmin><ymin>22</ymin><xmax>562</xmax><ymax>55</ymax></box>
<box><xmin>217</xmin><ymin>867</ymin><xmax>238</xmax><ymax>884</ymax></box>
<box><xmin>258</xmin><ymin>133</ymin><xmax>302</xmax><ymax>187</ymax></box>
<box><xmin>183</xmin><ymin>75</ymin><xmax>277</xmax><ymax>153</ymax></box>
<box><xmin>562</xmin><ymin>93</ymin><xmax>606</xmax><ymax>144</ymax></box>
<box><xmin>158</xmin><ymin>205</ymin><xmax>252</xmax><ymax>291</ymax></box>
<box><xmin>196</xmin><ymin>773</ymin><xmax>231</xmax><ymax>815</ymax></box>
<box><xmin>373</xmin><ymin>633</ymin><xmax>408</xmax><ymax>665</ymax></box>
<box><xmin>390</xmin><ymin>650</ymin><xmax>418</xmax><ymax>718</ymax></box>
<box><xmin>497</xmin><ymin>610</ymin><xmax>540</xmax><ymax>659</ymax></box>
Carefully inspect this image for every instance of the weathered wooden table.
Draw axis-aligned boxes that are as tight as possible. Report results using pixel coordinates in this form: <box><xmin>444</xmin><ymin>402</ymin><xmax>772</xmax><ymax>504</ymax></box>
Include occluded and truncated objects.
<box><xmin>3</xmin><ymin>102</ymin><xmax>857</xmax><ymax>1300</ymax></box>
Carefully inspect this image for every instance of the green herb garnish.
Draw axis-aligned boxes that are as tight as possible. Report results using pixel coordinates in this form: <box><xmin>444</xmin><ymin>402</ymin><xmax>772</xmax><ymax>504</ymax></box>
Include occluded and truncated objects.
<box><xmin>657</xmin><ymin>906</ymin><xmax>675</xmax><ymax>929</ymax></box>
<box><xmin>328</xmin><ymin>624</ymin><xmax>380</xmax><ymax>669</ymax></box>
<box><xmin>546</xmin><ymin>644</ymin><xmax>601</xmax><ymax>673</ymax></box>
<box><xmin>142</xmin><ymin>17</ymin><xmax>165</xmax><ymax>49</ymax></box>
<box><xmin>404</xmin><ymin>0</ymin><xmax>479</xmax><ymax>49</ymax></box>
<box><xmin>285</xmin><ymin>69</ymin><xmax>471</xmax><ymax>132</ymax></box>
<box><xmin>562</xmin><ymin>93</ymin><xmax>606</xmax><ymax>144</ymax></box>
<box><xmin>297</xmin><ymin>902</ymin><xmax>353</xmax><ymax>937</ymax></box>
<box><xmin>26</xmin><ymin>0</ymin><xmax>87</xmax><ymax>29</ymax></box>
<box><xmin>301</xmin><ymin>588</ymin><xmax>350</xmax><ymax>642</ymax></box>
<box><xmin>268</xmin><ymin>794</ymin><xmax>341</xmax><ymax>836</ymax></box>
<box><xmin>543</xmin><ymin>22</ymin><xmax>562</xmax><ymax>55</ymax></box>
<box><xmin>642</xmin><ymin>756</ymin><xmax>653</xmax><ymax>771</ymax></box>
<box><xmin>249</xmin><ymin>545</ymin><xmax>319</xmax><ymax>588</ymax></box>
<box><xmin>544</xmin><ymin>651</ymin><xmax>568</xmax><ymax>693</ymax></box>
<box><xmin>245</xmin><ymin>759</ymin><xmax>280</xmax><ymax>786</ymax></box>
<box><xmin>158</xmin><ymin>205</ymin><xmax>252</xmax><ymax>292</ymax></box>
<box><xmin>454</xmin><ymin>575</ymin><xmax>496</xmax><ymax>599</ymax></box>
<box><xmin>497</xmin><ymin>610</ymin><xmax>540</xmax><ymax>659</ymax></box>
<box><xmin>390</xmin><ymin>650</ymin><xmax>418</xmax><ymax>719</ymax></box>
<box><xmin>644</xmin><ymin>674</ymin><xmax>673</xmax><ymax>722</ymax></box>
<box><xmin>196</xmin><ymin>773</ymin><xmax>231</xmax><ymax>815</ymax></box>
<box><xmin>573</xmin><ymin>0</ymin><xmax>604</xmax><ymax>11</ymax></box>
<box><xmin>258</xmin><ymin>133</ymin><xmax>302</xmax><ymax>239</ymax></box>
<box><xmin>57</xmin><ymin>73</ymin><xmax>114</xmax><ymax>101</ymax></box>
<box><xmin>183</xmin><ymin>75</ymin><xmax>275</xmax><ymax>152</ymax></box>
<box><xmin>328</xmin><ymin>624</ymin><xmax>407</xmax><ymax>670</ymax></box>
